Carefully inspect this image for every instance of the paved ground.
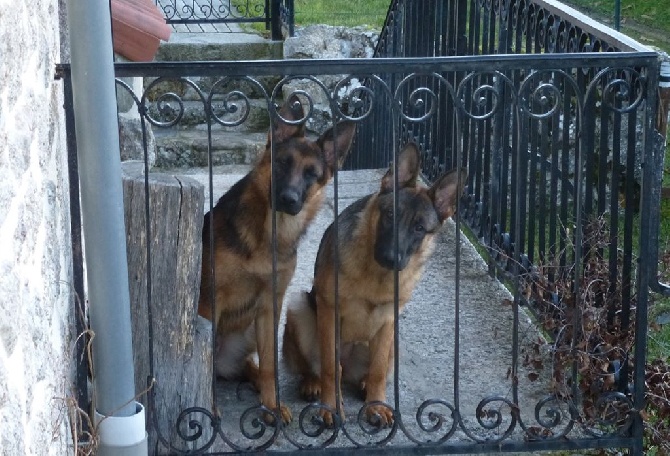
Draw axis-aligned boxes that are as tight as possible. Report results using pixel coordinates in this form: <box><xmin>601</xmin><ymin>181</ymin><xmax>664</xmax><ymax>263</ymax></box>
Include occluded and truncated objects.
<box><xmin>170</xmin><ymin>166</ymin><xmax>564</xmax><ymax>453</ymax></box>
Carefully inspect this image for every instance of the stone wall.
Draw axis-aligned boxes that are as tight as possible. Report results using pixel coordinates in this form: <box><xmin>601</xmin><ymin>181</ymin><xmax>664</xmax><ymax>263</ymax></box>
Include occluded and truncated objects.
<box><xmin>0</xmin><ymin>0</ymin><xmax>75</xmax><ymax>453</ymax></box>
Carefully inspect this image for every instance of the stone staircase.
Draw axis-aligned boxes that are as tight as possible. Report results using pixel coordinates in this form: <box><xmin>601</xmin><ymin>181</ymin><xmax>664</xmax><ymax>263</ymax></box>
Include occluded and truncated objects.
<box><xmin>139</xmin><ymin>25</ymin><xmax>379</xmax><ymax>170</ymax></box>
<box><xmin>147</xmin><ymin>30</ymin><xmax>284</xmax><ymax>169</ymax></box>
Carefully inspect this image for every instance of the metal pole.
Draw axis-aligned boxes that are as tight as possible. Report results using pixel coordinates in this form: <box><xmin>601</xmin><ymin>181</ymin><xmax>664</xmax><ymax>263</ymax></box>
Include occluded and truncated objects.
<box><xmin>614</xmin><ymin>0</ymin><xmax>621</xmax><ymax>31</ymax></box>
<box><xmin>64</xmin><ymin>0</ymin><xmax>147</xmax><ymax>454</ymax></box>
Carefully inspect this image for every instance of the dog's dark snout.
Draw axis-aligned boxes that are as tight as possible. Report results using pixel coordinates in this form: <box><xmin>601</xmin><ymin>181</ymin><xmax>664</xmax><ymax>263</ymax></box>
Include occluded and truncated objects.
<box><xmin>376</xmin><ymin>249</ymin><xmax>406</xmax><ymax>271</ymax></box>
<box><xmin>280</xmin><ymin>189</ymin><xmax>299</xmax><ymax>205</ymax></box>
<box><xmin>278</xmin><ymin>189</ymin><xmax>302</xmax><ymax>215</ymax></box>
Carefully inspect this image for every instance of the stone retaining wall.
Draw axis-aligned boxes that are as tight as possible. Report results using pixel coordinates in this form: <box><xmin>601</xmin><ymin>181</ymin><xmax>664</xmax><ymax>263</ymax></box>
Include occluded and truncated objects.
<box><xmin>0</xmin><ymin>0</ymin><xmax>74</xmax><ymax>453</ymax></box>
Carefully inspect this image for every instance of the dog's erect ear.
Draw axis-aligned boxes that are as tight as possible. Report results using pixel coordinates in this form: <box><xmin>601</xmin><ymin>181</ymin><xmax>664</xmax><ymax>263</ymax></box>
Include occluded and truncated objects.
<box><xmin>428</xmin><ymin>167</ymin><xmax>467</xmax><ymax>222</ymax></box>
<box><xmin>317</xmin><ymin>121</ymin><xmax>356</xmax><ymax>175</ymax></box>
<box><xmin>380</xmin><ymin>142</ymin><xmax>421</xmax><ymax>193</ymax></box>
<box><xmin>270</xmin><ymin>94</ymin><xmax>306</xmax><ymax>143</ymax></box>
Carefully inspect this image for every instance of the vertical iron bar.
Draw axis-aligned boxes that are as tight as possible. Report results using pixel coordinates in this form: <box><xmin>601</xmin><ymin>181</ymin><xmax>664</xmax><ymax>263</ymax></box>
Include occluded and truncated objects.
<box><xmin>207</xmin><ymin>102</ymin><xmax>218</xmax><ymax>415</ymax></box>
<box><xmin>607</xmin><ymin>96</ymin><xmax>622</xmax><ymax>329</ymax></box>
<box><xmin>632</xmin><ymin>62</ymin><xmax>660</xmax><ymax>456</ymax></box>
<box><xmin>527</xmin><ymin>90</ymin><xmax>539</xmax><ymax>265</ymax></box>
<box><xmin>271</xmin><ymin>0</ymin><xmax>281</xmax><ymax>40</ymax></box>
<box><xmin>614</xmin><ymin>0</ymin><xmax>621</xmax><ymax>31</ymax></box>
<box><xmin>63</xmin><ymin>71</ymin><xmax>90</xmax><ymax>434</ymax></box>
<box><xmin>537</xmin><ymin>82</ymin><xmax>550</xmax><ymax>264</ymax></box>
<box><xmin>617</xmin><ymin>107</ymin><xmax>638</xmax><ymax>394</ymax></box>
<box><xmin>287</xmin><ymin>0</ymin><xmax>295</xmax><ymax>37</ymax></box>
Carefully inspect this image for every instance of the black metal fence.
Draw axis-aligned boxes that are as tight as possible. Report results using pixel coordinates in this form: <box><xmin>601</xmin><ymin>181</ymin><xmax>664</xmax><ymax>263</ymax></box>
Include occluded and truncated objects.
<box><xmin>61</xmin><ymin>0</ymin><xmax>667</xmax><ymax>454</ymax></box>
<box><xmin>155</xmin><ymin>0</ymin><xmax>294</xmax><ymax>38</ymax></box>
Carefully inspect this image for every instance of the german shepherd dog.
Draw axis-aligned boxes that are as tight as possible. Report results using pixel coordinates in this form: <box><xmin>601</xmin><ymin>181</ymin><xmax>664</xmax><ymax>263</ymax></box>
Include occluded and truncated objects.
<box><xmin>198</xmin><ymin>95</ymin><xmax>356</xmax><ymax>424</ymax></box>
<box><xmin>282</xmin><ymin>143</ymin><xmax>466</xmax><ymax>427</ymax></box>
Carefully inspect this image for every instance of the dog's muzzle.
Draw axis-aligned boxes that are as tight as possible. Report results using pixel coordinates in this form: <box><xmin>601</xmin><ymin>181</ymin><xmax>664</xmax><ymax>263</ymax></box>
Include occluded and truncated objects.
<box><xmin>374</xmin><ymin>249</ymin><xmax>408</xmax><ymax>271</ymax></box>
<box><xmin>276</xmin><ymin>188</ymin><xmax>303</xmax><ymax>215</ymax></box>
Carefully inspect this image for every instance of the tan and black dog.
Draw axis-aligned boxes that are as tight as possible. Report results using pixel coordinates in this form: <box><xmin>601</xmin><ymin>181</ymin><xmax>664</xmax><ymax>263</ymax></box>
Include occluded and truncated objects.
<box><xmin>198</xmin><ymin>95</ymin><xmax>356</xmax><ymax>424</ymax></box>
<box><xmin>282</xmin><ymin>142</ymin><xmax>466</xmax><ymax>427</ymax></box>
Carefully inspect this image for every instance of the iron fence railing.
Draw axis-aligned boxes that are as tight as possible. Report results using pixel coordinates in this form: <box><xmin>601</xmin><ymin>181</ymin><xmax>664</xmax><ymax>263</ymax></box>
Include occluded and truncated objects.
<box><xmin>59</xmin><ymin>0</ymin><xmax>667</xmax><ymax>454</ymax></box>
<box><xmin>61</xmin><ymin>50</ymin><xmax>663</xmax><ymax>455</ymax></box>
<box><xmin>155</xmin><ymin>0</ymin><xmax>294</xmax><ymax>38</ymax></box>
<box><xmin>351</xmin><ymin>0</ymin><xmax>664</xmax><ymax>311</ymax></box>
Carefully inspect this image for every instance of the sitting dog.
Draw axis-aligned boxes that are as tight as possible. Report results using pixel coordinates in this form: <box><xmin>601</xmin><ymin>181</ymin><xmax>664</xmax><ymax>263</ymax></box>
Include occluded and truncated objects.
<box><xmin>198</xmin><ymin>95</ymin><xmax>356</xmax><ymax>424</ymax></box>
<box><xmin>282</xmin><ymin>142</ymin><xmax>466</xmax><ymax>427</ymax></box>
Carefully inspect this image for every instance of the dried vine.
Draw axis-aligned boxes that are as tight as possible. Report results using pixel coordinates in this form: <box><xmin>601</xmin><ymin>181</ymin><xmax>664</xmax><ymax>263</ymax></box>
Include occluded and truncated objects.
<box><xmin>518</xmin><ymin>217</ymin><xmax>670</xmax><ymax>448</ymax></box>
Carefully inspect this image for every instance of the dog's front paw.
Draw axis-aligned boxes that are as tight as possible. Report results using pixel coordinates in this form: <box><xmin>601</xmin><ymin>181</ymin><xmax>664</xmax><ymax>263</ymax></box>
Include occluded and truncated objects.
<box><xmin>278</xmin><ymin>404</ymin><xmax>293</xmax><ymax>424</ymax></box>
<box><xmin>262</xmin><ymin>403</ymin><xmax>292</xmax><ymax>426</ymax></box>
<box><xmin>319</xmin><ymin>406</ymin><xmax>344</xmax><ymax>429</ymax></box>
<box><xmin>365</xmin><ymin>403</ymin><xmax>394</xmax><ymax>428</ymax></box>
<box><xmin>300</xmin><ymin>375</ymin><xmax>321</xmax><ymax>402</ymax></box>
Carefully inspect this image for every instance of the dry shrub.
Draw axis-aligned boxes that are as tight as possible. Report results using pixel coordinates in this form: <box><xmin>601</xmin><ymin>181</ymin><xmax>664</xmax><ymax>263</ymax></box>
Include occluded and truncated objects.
<box><xmin>517</xmin><ymin>217</ymin><xmax>670</xmax><ymax>448</ymax></box>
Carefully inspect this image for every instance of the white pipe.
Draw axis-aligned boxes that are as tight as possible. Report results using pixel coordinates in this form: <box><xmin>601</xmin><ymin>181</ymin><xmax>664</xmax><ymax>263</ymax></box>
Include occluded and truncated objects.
<box><xmin>95</xmin><ymin>402</ymin><xmax>148</xmax><ymax>453</ymax></box>
<box><xmin>64</xmin><ymin>0</ymin><xmax>147</xmax><ymax>453</ymax></box>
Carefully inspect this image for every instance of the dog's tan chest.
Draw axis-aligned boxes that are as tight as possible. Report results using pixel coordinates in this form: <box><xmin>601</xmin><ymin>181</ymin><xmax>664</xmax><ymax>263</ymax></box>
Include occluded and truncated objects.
<box><xmin>337</xmin><ymin>298</ymin><xmax>396</xmax><ymax>342</ymax></box>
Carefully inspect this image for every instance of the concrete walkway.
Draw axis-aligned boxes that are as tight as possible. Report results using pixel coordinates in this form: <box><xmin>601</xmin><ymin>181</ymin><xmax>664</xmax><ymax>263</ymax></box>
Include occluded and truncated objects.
<box><xmin>176</xmin><ymin>166</ymin><xmax>561</xmax><ymax>453</ymax></box>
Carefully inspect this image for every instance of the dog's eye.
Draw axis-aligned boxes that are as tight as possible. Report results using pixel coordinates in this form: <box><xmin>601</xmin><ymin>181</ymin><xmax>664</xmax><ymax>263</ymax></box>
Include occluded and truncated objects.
<box><xmin>304</xmin><ymin>166</ymin><xmax>317</xmax><ymax>179</ymax></box>
<box><xmin>275</xmin><ymin>155</ymin><xmax>291</xmax><ymax>168</ymax></box>
<box><xmin>385</xmin><ymin>209</ymin><xmax>394</xmax><ymax>220</ymax></box>
<box><xmin>414</xmin><ymin>223</ymin><xmax>425</xmax><ymax>233</ymax></box>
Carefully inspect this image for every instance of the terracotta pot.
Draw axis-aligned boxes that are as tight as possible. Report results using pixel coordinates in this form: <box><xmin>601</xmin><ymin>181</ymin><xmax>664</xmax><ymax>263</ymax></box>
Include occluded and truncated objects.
<box><xmin>111</xmin><ymin>0</ymin><xmax>171</xmax><ymax>62</ymax></box>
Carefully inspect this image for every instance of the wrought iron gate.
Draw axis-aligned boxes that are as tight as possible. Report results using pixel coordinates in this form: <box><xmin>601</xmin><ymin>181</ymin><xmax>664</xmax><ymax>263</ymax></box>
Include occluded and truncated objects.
<box><xmin>154</xmin><ymin>0</ymin><xmax>294</xmax><ymax>38</ymax></box>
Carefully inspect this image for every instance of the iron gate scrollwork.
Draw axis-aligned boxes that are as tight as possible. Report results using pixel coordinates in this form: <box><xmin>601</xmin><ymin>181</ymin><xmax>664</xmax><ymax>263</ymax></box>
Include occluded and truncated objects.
<box><xmin>155</xmin><ymin>0</ymin><xmax>294</xmax><ymax>39</ymax></box>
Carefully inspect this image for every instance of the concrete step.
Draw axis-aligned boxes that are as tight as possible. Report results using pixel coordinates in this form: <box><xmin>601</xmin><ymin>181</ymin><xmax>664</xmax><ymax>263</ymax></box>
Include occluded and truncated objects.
<box><xmin>153</xmin><ymin>129</ymin><xmax>266</xmax><ymax>168</ymax></box>
<box><xmin>147</xmin><ymin>31</ymin><xmax>284</xmax><ymax>103</ymax></box>
<box><xmin>148</xmin><ymin>31</ymin><xmax>283</xmax><ymax>169</ymax></box>
<box><xmin>145</xmin><ymin>98</ymin><xmax>271</xmax><ymax>132</ymax></box>
<box><xmin>156</xmin><ymin>32</ymin><xmax>283</xmax><ymax>61</ymax></box>
<box><xmin>144</xmin><ymin>74</ymin><xmax>283</xmax><ymax>103</ymax></box>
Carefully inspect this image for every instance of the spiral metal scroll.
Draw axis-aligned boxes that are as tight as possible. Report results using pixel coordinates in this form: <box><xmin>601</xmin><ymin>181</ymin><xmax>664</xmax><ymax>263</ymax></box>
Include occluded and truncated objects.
<box><xmin>231</xmin><ymin>0</ymin><xmax>266</xmax><ymax>19</ymax></box>
<box><xmin>456</xmin><ymin>71</ymin><xmax>516</xmax><ymax>121</ymax></box>
<box><xmin>173</xmin><ymin>407</ymin><xmax>219</xmax><ymax>452</ymax></box>
<box><xmin>233</xmin><ymin>404</ymin><xmax>282</xmax><ymax>451</ymax></box>
<box><xmin>285</xmin><ymin>403</ymin><xmax>341</xmax><ymax>449</ymax></box>
<box><xmin>156</xmin><ymin>0</ymin><xmax>180</xmax><ymax>21</ymax></box>
<box><xmin>394</xmin><ymin>73</ymin><xmax>453</xmax><ymax>123</ymax></box>
<box><xmin>516</xmin><ymin>395</ymin><xmax>578</xmax><ymax>440</ymax></box>
<box><xmin>331</xmin><ymin>75</ymin><xmax>391</xmax><ymax>123</ymax></box>
<box><xmin>208</xmin><ymin>76</ymin><xmax>268</xmax><ymax>127</ymax></box>
<box><xmin>535</xmin><ymin>9</ymin><xmax>549</xmax><ymax>49</ymax></box>
<box><xmin>517</xmin><ymin>69</ymin><xmax>582</xmax><ymax>121</ymax></box>
<box><xmin>458</xmin><ymin>396</ymin><xmax>519</xmax><ymax>443</ymax></box>
<box><xmin>586</xmin><ymin>68</ymin><xmax>646</xmax><ymax>114</ymax></box>
<box><xmin>337</xmin><ymin>401</ymin><xmax>398</xmax><ymax>447</ymax></box>
<box><xmin>148</xmin><ymin>396</ymin><xmax>220</xmax><ymax>454</ymax></box>
<box><xmin>141</xmin><ymin>77</ymin><xmax>207</xmax><ymax>128</ymax></box>
<box><xmin>579</xmin><ymin>392</ymin><xmax>635</xmax><ymax>438</ymax></box>
<box><xmin>268</xmin><ymin>76</ymin><xmax>333</xmax><ymax>128</ymax></box>
<box><xmin>179</xmin><ymin>1</ymin><xmax>196</xmax><ymax>20</ymax></box>
<box><xmin>394</xmin><ymin>399</ymin><xmax>458</xmax><ymax>445</ymax></box>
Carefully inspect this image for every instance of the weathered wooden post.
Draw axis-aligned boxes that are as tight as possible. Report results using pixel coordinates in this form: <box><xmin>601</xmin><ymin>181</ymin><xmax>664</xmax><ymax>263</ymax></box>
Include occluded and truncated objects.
<box><xmin>122</xmin><ymin>161</ymin><xmax>213</xmax><ymax>453</ymax></box>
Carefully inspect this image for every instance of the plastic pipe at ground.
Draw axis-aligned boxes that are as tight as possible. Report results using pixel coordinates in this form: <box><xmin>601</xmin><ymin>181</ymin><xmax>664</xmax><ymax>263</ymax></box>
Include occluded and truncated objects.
<box><xmin>64</xmin><ymin>0</ymin><xmax>146</xmax><ymax>454</ymax></box>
